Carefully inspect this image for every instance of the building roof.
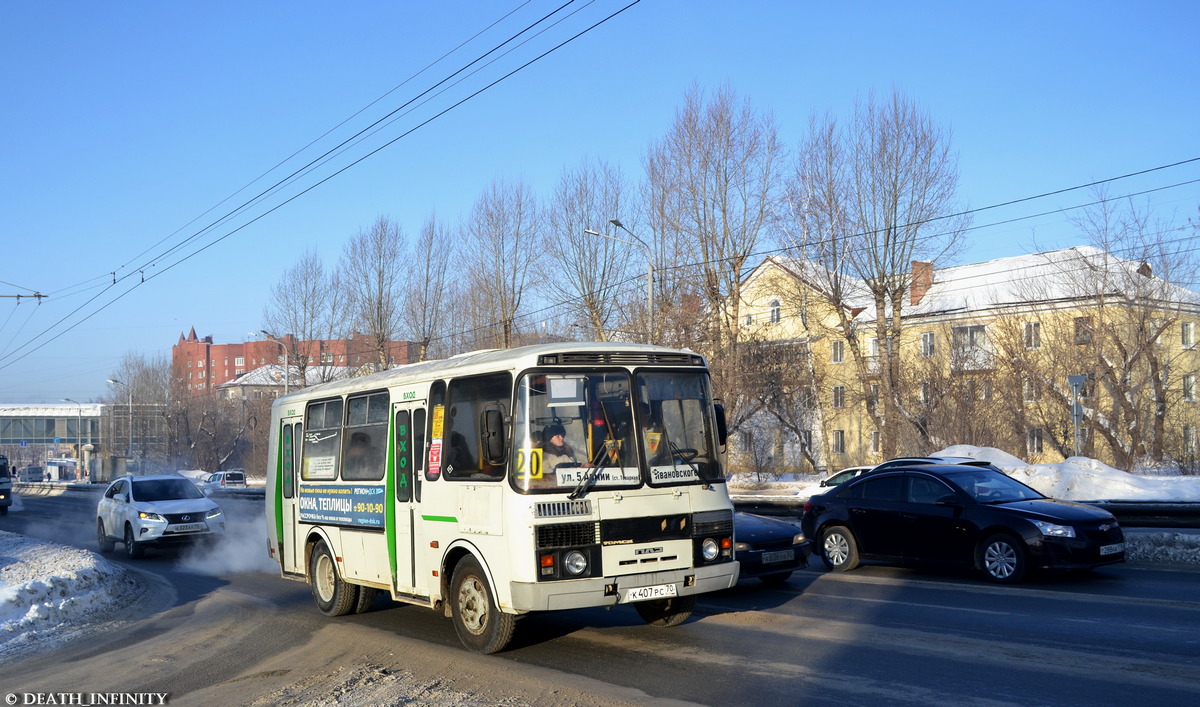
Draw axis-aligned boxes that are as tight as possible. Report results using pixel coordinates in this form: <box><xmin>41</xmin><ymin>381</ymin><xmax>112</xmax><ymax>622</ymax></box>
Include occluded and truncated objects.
<box><xmin>0</xmin><ymin>403</ymin><xmax>106</xmax><ymax>416</ymax></box>
<box><xmin>755</xmin><ymin>246</ymin><xmax>1200</xmax><ymax>323</ymax></box>
<box><xmin>217</xmin><ymin>364</ymin><xmax>359</xmax><ymax>389</ymax></box>
<box><xmin>909</xmin><ymin>246</ymin><xmax>1200</xmax><ymax>317</ymax></box>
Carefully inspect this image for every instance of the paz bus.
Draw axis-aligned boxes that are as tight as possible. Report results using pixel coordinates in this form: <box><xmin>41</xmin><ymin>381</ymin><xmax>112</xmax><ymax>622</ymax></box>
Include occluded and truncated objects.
<box><xmin>265</xmin><ymin>342</ymin><xmax>739</xmax><ymax>653</ymax></box>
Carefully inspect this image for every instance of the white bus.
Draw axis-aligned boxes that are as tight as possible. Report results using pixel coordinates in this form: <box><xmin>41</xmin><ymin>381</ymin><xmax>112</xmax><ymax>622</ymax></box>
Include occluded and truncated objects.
<box><xmin>265</xmin><ymin>342</ymin><xmax>738</xmax><ymax>653</ymax></box>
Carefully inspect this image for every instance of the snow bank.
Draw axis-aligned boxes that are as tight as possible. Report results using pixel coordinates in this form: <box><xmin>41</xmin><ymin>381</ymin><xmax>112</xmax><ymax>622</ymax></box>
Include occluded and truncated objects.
<box><xmin>937</xmin><ymin>446</ymin><xmax>1200</xmax><ymax>501</ymax></box>
<box><xmin>0</xmin><ymin>530</ymin><xmax>139</xmax><ymax>659</ymax></box>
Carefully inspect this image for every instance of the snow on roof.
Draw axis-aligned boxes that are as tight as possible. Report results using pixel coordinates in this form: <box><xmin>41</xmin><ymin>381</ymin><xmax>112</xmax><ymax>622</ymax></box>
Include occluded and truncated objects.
<box><xmin>217</xmin><ymin>364</ymin><xmax>357</xmax><ymax>389</ymax></box>
<box><xmin>759</xmin><ymin>247</ymin><xmax>1200</xmax><ymax>323</ymax></box>
<box><xmin>910</xmin><ymin>246</ymin><xmax>1200</xmax><ymax>317</ymax></box>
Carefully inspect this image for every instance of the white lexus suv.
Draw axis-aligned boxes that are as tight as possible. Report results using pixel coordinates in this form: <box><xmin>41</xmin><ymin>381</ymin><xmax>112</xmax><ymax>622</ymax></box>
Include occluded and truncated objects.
<box><xmin>97</xmin><ymin>474</ymin><xmax>225</xmax><ymax>558</ymax></box>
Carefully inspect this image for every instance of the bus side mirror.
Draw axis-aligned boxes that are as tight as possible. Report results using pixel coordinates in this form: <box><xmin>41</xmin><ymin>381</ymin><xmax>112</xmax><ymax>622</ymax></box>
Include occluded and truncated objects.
<box><xmin>713</xmin><ymin>403</ymin><xmax>728</xmax><ymax>447</ymax></box>
<box><xmin>482</xmin><ymin>407</ymin><xmax>507</xmax><ymax>466</ymax></box>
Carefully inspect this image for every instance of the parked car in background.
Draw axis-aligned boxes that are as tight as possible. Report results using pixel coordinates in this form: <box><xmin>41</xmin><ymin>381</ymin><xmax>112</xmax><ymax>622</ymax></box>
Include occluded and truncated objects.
<box><xmin>198</xmin><ymin>469</ymin><xmax>247</xmax><ymax>492</ymax></box>
<box><xmin>869</xmin><ymin>456</ymin><xmax>998</xmax><ymax>474</ymax></box>
<box><xmin>801</xmin><ymin>464</ymin><xmax>1124</xmax><ymax>583</ymax></box>
<box><xmin>0</xmin><ymin>454</ymin><xmax>11</xmax><ymax>515</ymax></box>
<box><xmin>18</xmin><ymin>465</ymin><xmax>45</xmax><ymax>482</ymax></box>
<box><xmin>733</xmin><ymin>511</ymin><xmax>811</xmax><ymax>585</ymax></box>
<box><xmin>819</xmin><ymin>465</ymin><xmax>874</xmax><ymax>487</ymax></box>
<box><xmin>96</xmin><ymin>474</ymin><xmax>225</xmax><ymax>558</ymax></box>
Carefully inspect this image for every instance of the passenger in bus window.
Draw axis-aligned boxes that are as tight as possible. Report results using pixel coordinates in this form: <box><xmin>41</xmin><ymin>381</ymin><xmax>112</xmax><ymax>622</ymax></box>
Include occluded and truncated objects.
<box><xmin>540</xmin><ymin>423</ymin><xmax>577</xmax><ymax>470</ymax></box>
<box><xmin>344</xmin><ymin>432</ymin><xmax>373</xmax><ymax>478</ymax></box>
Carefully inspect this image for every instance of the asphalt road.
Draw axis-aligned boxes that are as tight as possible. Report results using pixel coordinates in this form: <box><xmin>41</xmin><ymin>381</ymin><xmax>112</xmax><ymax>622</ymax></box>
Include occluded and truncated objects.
<box><xmin>3</xmin><ymin>490</ymin><xmax>1200</xmax><ymax>706</ymax></box>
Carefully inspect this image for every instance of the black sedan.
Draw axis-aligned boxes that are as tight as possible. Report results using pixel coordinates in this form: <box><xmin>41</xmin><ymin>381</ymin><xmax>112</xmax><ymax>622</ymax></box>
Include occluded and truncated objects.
<box><xmin>800</xmin><ymin>465</ymin><xmax>1125</xmax><ymax>583</ymax></box>
<box><xmin>734</xmin><ymin>512</ymin><xmax>811</xmax><ymax>585</ymax></box>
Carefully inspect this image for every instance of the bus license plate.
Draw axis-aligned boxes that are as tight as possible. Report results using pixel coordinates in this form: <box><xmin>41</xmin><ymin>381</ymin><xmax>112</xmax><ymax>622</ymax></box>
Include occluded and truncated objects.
<box><xmin>621</xmin><ymin>583</ymin><xmax>678</xmax><ymax>603</ymax></box>
<box><xmin>1100</xmin><ymin>543</ymin><xmax>1124</xmax><ymax>556</ymax></box>
<box><xmin>168</xmin><ymin>523</ymin><xmax>206</xmax><ymax>533</ymax></box>
<box><xmin>761</xmin><ymin>549</ymin><xmax>795</xmax><ymax>564</ymax></box>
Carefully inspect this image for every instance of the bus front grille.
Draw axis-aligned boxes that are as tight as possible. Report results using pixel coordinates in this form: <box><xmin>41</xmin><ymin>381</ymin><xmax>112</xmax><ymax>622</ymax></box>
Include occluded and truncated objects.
<box><xmin>537</xmin><ymin>521</ymin><xmax>599</xmax><ymax>549</ymax></box>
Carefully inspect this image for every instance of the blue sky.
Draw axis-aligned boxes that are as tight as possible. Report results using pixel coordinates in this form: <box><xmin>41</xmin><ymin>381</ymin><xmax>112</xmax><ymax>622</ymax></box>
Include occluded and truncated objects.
<box><xmin>1</xmin><ymin>1</ymin><xmax>1198</xmax><ymax>403</ymax></box>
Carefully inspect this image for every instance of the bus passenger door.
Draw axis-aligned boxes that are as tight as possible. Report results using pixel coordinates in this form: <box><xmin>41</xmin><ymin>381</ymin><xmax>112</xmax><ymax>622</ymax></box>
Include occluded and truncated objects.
<box><xmin>391</xmin><ymin>402</ymin><xmax>425</xmax><ymax>595</ymax></box>
<box><xmin>277</xmin><ymin>416</ymin><xmax>304</xmax><ymax>574</ymax></box>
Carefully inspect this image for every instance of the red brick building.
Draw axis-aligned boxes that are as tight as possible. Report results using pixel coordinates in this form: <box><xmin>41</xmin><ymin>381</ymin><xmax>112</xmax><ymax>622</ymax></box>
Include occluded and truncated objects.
<box><xmin>172</xmin><ymin>327</ymin><xmax>417</xmax><ymax>396</ymax></box>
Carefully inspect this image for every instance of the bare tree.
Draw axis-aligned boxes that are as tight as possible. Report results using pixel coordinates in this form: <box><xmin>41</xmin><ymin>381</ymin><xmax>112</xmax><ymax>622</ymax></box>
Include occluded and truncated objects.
<box><xmin>784</xmin><ymin>89</ymin><xmax>969</xmax><ymax>458</ymax></box>
<box><xmin>543</xmin><ymin>158</ymin><xmax>634</xmax><ymax>341</ymax></box>
<box><xmin>644</xmin><ymin>84</ymin><xmax>783</xmax><ymax>431</ymax></box>
<box><xmin>340</xmin><ymin>216</ymin><xmax>406</xmax><ymax>370</ymax></box>
<box><xmin>107</xmin><ymin>353</ymin><xmax>172</xmax><ymax>471</ymax></box>
<box><xmin>401</xmin><ymin>213</ymin><xmax>456</xmax><ymax>360</ymax></box>
<box><xmin>463</xmin><ymin>179</ymin><xmax>539</xmax><ymax>349</ymax></box>
<box><xmin>262</xmin><ymin>248</ymin><xmax>347</xmax><ymax>383</ymax></box>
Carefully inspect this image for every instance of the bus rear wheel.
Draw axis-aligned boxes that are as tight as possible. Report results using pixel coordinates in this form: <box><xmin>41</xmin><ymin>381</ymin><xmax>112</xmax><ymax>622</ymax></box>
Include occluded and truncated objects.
<box><xmin>634</xmin><ymin>594</ymin><xmax>696</xmax><ymax>627</ymax></box>
<box><xmin>450</xmin><ymin>556</ymin><xmax>515</xmax><ymax>654</ymax></box>
<box><xmin>309</xmin><ymin>540</ymin><xmax>358</xmax><ymax>616</ymax></box>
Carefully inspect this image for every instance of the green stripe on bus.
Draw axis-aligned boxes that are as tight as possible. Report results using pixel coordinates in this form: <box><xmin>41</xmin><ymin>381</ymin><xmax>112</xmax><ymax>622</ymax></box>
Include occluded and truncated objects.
<box><xmin>422</xmin><ymin>515</ymin><xmax>458</xmax><ymax>523</ymax></box>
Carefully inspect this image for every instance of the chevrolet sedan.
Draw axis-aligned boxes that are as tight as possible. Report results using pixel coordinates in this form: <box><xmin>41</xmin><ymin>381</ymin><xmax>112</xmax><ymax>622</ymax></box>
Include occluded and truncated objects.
<box><xmin>801</xmin><ymin>465</ymin><xmax>1124</xmax><ymax>583</ymax></box>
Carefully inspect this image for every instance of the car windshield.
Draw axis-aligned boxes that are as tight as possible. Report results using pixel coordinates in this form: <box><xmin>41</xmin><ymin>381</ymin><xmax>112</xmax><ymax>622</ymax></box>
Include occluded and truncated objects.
<box><xmin>947</xmin><ymin>469</ymin><xmax>1044</xmax><ymax>503</ymax></box>
<box><xmin>510</xmin><ymin>369</ymin><xmax>723</xmax><ymax>494</ymax></box>
<box><xmin>131</xmin><ymin>478</ymin><xmax>206</xmax><ymax>502</ymax></box>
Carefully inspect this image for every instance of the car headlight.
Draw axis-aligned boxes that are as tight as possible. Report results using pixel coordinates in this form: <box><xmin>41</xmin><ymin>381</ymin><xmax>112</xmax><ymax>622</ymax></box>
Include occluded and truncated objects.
<box><xmin>1032</xmin><ymin>520</ymin><xmax>1075</xmax><ymax>538</ymax></box>
<box><xmin>701</xmin><ymin>538</ymin><xmax>720</xmax><ymax>561</ymax></box>
<box><xmin>563</xmin><ymin>550</ymin><xmax>588</xmax><ymax>576</ymax></box>
<box><xmin>792</xmin><ymin>533</ymin><xmax>806</xmax><ymax>545</ymax></box>
<box><xmin>138</xmin><ymin>511</ymin><xmax>166</xmax><ymax>522</ymax></box>
<box><xmin>206</xmin><ymin>508</ymin><xmax>223</xmax><ymax>520</ymax></box>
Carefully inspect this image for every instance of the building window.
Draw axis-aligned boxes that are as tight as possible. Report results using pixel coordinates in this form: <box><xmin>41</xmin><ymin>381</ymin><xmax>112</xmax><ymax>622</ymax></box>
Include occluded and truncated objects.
<box><xmin>769</xmin><ymin>299</ymin><xmax>781</xmax><ymax>324</ymax></box>
<box><xmin>1185</xmin><ymin>374</ymin><xmax>1196</xmax><ymax>402</ymax></box>
<box><xmin>920</xmin><ymin>382</ymin><xmax>931</xmax><ymax>405</ymax></box>
<box><xmin>920</xmin><ymin>332</ymin><xmax>935</xmax><ymax>358</ymax></box>
<box><xmin>831</xmin><ymin>430</ymin><xmax>846</xmax><ymax>455</ymax></box>
<box><xmin>870</xmin><ymin>430</ymin><xmax>881</xmax><ymax>454</ymax></box>
<box><xmin>1024</xmin><ymin>322</ymin><xmax>1041</xmax><ymax>350</ymax></box>
<box><xmin>235</xmin><ymin>369</ymin><xmax>245</xmax><ymax>376</ymax></box>
<box><xmin>235</xmin><ymin>356</ymin><xmax>244</xmax><ymax>366</ymax></box>
<box><xmin>1185</xmin><ymin>425</ymin><xmax>1197</xmax><ymax>457</ymax></box>
<box><xmin>321</xmin><ymin>353</ymin><xmax>334</xmax><ymax>364</ymax></box>
<box><xmin>744</xmin><ymin>313</ymin><xmax>753</xmax><ymax>327</ymax></box>
<box><xmin>1027</xmin><ymin>427</ymin><xmax>1044</xmax><ymax>455</ymax></box>
<box><xmin>951</xmin><ymin>324</ymin><xmax>990</xmax><ymax>370</ymax></box>
<box><xmin>832</xmin><ymin>386</ymin><xmax>845</xmax><ymax>409</ymax></box>
<box><xmin>1183</xmin><ymin>321</ymin><xmax>1196</xmax><ymax>349</ymax></box>
<box><xmin>801</xmin><ymin>429</ymin><xmax>813</xmax><ymax>450</ymax></box>
<box><xmin>1075</xmin><ymin>317</ymin><xmax>1093</xmax><ymax>345</ymax></box>
<box><xmin>831</xmin><ymin>340</ymin><xmax>845</xmax><ymax>364</ymax></box>
<box><xmin>1024</xmin><ymin>378</ymin><xmax>1041</xmax><ymax>403</ymax></box>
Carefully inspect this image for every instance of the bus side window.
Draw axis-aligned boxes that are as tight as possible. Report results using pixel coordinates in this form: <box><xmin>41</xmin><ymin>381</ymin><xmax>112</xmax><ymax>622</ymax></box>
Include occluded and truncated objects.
<box><xmin>426</xmin><ymin>382</ymin><xmax>445</xmax><ymax>482</ymax></box>
<box><xmin>444</xmin><ymin>373</ymin><xmax>511</xmax><ymax>480</ymax></box>
<box><xmin>303</xmin><ymin>399</ymin><xmax>342</xmax><ymax>480</ymax></box>
<box><xmin>413</xmin><ymin>408</ymin><xmax>426</xmax><ymax>502</ymax></box>
<box><xmin>395</xmin><ymin>409</ymin><xmax>413</xmax><ymax>502</ymax></box>
<box><xmin>282</xmin><ymin>423</ymin><xmax>295</xmax><ymax>499</ymax></box>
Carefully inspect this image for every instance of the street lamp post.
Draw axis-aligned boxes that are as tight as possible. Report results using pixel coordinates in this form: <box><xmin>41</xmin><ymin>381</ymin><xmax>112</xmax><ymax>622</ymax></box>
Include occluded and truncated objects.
<box><xmin>107</xmin><ymin>378</ymin><xmax>133</xmax><ymax>463</ymax></box>
<box><xmin>584</xmin><ymin>218</ymin><xmax>654</xmax><ymax>342</ymax></box>
<box><xmin>259</xmin><ymin>329</ymin><xmax>291</xmax><ymax>395</ymax></box>
<box><xmin>61</xmin><ymin>398</ymin><xmax>82</xmax><ymax>466</ymax></box>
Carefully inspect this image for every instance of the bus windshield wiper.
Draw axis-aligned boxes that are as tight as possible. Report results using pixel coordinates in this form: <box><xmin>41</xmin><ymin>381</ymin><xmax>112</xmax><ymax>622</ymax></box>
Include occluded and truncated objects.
<box><xmin>668</xmin><ymin>440</ymin><xmax>711</xmax><ymax>490</ymax></box>
<box><xmin>568</xmin><ymin>442</ymin><xmax>614</xmax><ymax>500</ymax></box>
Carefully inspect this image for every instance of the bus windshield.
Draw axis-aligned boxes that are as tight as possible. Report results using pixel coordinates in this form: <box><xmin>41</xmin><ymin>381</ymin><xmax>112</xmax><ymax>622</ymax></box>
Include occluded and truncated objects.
<box><xmin>511</xmin><ymin>369</ymin><xmax>723</xmax><ymax>494</ymax></box>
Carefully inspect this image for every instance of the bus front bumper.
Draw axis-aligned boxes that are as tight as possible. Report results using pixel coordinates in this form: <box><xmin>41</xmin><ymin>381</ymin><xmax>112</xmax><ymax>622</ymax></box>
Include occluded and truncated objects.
<box><xmin>508</xmin><ymin>561</ymin><xmax>740</xmax><ymax>612</ymax></box>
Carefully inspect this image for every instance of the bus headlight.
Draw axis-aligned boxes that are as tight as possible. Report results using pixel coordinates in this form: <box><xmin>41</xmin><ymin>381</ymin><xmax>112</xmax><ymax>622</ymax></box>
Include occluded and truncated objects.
<box><xmin>563</xmin><ymin>550</ymin><xmax>588</xmax><ymax>576</ymax></box>
<box><xmin>701</xmin><ymin>538</ymin><xmax>720</xmax><ymax>561</ymax></box>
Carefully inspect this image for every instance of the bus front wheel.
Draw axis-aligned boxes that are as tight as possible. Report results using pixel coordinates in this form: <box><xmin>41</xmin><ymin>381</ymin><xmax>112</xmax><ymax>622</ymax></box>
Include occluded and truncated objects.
<box><xmin>450</xmin><ymin>556</ymin><xmax>515</xmax><ymax>654</ymax></box>
<box><xmin>309</xmin><ymin>541</ymin><xmax>358</xmax><ymax>616</ymax></box>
